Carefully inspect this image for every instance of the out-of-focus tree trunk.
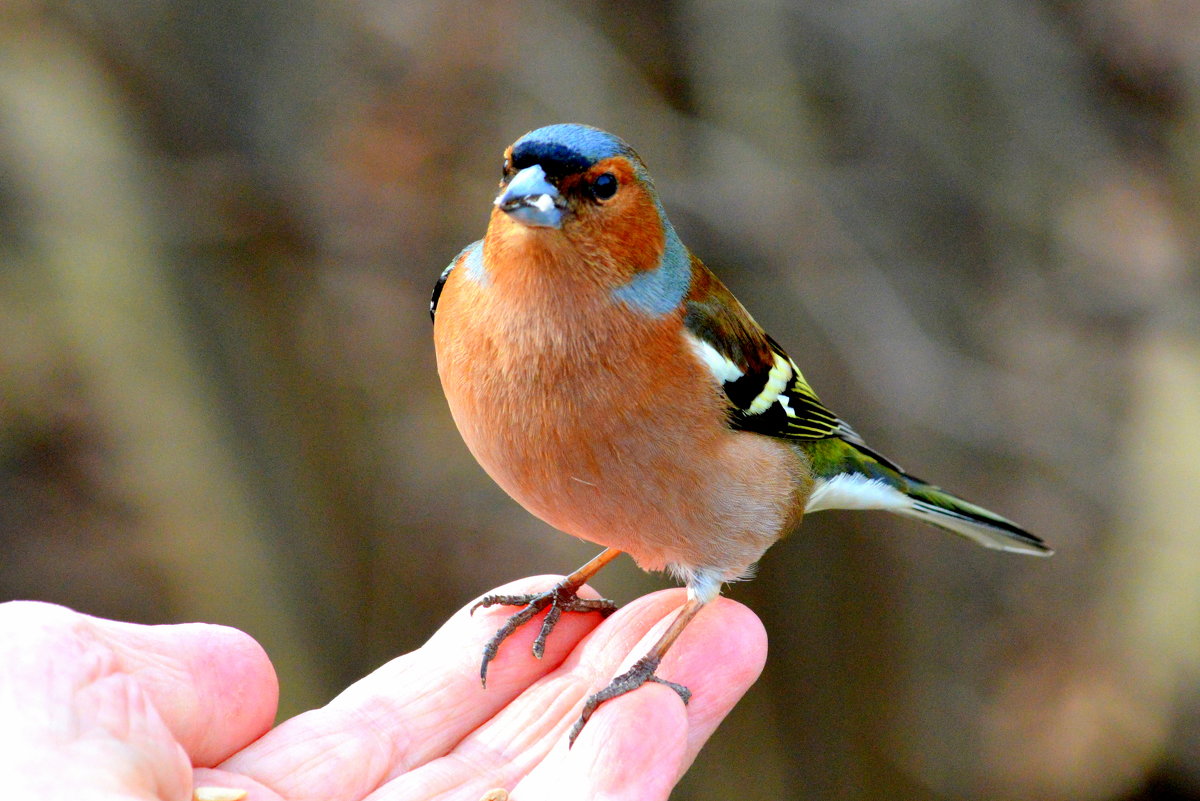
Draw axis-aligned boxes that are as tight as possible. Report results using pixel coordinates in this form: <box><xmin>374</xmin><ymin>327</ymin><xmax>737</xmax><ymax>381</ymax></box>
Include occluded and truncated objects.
<box><xmin>0</xmin><ymin>14</ymin><xmax>323</xmax><ymax>713</ymax></box>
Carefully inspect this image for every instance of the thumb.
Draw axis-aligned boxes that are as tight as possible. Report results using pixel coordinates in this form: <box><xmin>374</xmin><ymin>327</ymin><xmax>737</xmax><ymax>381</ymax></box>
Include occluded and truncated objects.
<box><xmin>0</xmin><ymin>601</ymin><xmax>279</xmax><ymax>767</ymax></box>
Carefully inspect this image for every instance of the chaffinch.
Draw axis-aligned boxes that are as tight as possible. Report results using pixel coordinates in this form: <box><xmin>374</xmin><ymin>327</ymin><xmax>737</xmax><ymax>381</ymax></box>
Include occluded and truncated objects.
<box><xmin>431</xmin><ymin>123</ymin><xmax>1051</xmax><ymax>745</ymax></box>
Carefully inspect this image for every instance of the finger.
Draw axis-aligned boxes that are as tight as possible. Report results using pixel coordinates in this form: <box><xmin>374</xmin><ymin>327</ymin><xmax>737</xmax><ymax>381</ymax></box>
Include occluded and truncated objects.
<box><xmin>0</xmin><ymin>601</ymin><xmax>277</xmax><ymax>769</ymax></box>
<box><xmin>648</xmin><ymin>595</ymin><xmax>767</xmax><ymax>771</ymax></box>
<box><xmin>221</xmin><ymin>576</ymin><xmax>607</xmax><ymax>801</ymax></box>
<box><xmin>69</xmin><ymin>672</ymin><xmax>195</xmax><ymax>800</ymax></box>
<box><xmin>0</xmin><ymin>601</ymin><xmax>278</xmax><ymax>767</ymax></box>
<box><xmin>1</xmin><ymin>601</ymin><xmax>194</xmax><ymax>800</ymax></box>
<box><xmin>368</xmin><ymin>591</ymin><xmax>765</xmax><ymax>801</ymax></box>
<box><xmin>92</xmin><ymin>615</ymin><xmax>278</xmax><ymax>767</ymax></box>
<box><xmin>369</xmin><ymin>590</ymin><xmax>689</xmax><ymax>801</ymax></box>
<box><xmin>517</xmin><ymin>684</ymin><xmax>689</xmax><ymax>801</ymax></box>
<box><xmin>517</xmin><ymin>593</ymin><xmax>767</xmax><ymax>800</ymax></box>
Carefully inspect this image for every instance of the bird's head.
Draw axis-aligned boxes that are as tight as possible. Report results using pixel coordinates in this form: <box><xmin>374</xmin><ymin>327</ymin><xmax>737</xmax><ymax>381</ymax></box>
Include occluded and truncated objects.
<box><xmin>489</xmin><ymin>125</ymin><xmax>670</xmax><ymax>267</ymax></box>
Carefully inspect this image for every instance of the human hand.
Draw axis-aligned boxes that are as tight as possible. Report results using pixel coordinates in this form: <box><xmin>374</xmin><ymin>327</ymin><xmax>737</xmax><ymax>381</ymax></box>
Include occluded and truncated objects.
<box><xmin>1</xmin><ymin>577</ymin><xmax>766</xmax><ymax>801</ymax></box>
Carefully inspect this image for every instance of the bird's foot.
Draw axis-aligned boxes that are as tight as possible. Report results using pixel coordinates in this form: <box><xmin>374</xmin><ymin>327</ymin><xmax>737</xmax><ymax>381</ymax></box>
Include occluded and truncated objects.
<box><xmin>568</xmin><ymin>654</ymin><xmax>690</xmax><ymax>747</ymax></box>
<box><xmin>472</xmin><ymin>580</ymin><xmax>617</xmax><ymax>687</ymax></box>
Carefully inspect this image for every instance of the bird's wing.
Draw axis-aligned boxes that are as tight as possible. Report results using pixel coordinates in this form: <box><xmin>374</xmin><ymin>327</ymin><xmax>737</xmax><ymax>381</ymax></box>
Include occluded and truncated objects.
<box><xmin>682</xmin><ymin>259</ymin><xmax>902</xmax><ymax>466</ymax></box>
<box><xmin>430</xmin><ymin>263</ymin><xmax>452</xmax><ymax>323</ymax></box>
<box><xmin>431</xmin><ymin>241</ymin><xmax>482</xmax><ymax>323</ymax></box>
<box><xmin>682</xmin><ymin>261</ymin><xmax>1050</xmax><ymax>555</ymax></box>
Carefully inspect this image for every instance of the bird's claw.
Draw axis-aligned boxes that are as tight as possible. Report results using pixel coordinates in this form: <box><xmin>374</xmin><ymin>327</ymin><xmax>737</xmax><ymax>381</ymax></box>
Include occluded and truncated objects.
<box><xmin>567</xmin><ymin>654</ymin><xmax>690</xmax><ymax>747</ymax></box>
<box><xmin>473</xmin><ymin>581</ymin><xmax>617</xmax><ymax>687</ymax></box>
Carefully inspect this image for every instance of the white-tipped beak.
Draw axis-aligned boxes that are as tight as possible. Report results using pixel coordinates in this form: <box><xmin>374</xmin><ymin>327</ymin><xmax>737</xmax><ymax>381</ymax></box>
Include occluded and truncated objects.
<box><xmin>495</xmin><ymin>165</ymin><xmax>564</xmax><ymax>228</ymax></box>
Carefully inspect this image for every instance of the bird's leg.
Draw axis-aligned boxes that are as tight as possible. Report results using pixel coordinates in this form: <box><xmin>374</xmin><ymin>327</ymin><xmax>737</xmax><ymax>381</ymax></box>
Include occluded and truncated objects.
<box><xmin>568</xmin><ymin>595</ymin><xmax>707</xmax><ymax>747</ymax></box>
<box><xmin>472</xmin><ymin>547</ymin><xmax>622</xmax><ymax>687</ymax></box>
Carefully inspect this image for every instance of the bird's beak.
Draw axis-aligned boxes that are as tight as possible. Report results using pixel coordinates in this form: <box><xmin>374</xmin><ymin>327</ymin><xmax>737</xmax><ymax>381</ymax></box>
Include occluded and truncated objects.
<box><xmin>495</xmin><ymin>164</ymin><xmax>563</xmax><ymax>228</ymax></box>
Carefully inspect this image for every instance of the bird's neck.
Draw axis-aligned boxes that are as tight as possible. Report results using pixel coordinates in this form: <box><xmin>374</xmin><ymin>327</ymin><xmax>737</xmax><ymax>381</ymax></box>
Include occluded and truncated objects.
<box><xmin>470</xmin><ymin>230</ymin><xmax>673</xmax><ymax>365</ymax></box>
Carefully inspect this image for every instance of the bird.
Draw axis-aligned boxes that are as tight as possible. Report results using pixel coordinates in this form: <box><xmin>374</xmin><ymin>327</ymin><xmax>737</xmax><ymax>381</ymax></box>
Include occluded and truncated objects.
<box><xmin>431</xmin><ymin>123</ymin><xmax>1051</xmax><ymax>746</ymax></box>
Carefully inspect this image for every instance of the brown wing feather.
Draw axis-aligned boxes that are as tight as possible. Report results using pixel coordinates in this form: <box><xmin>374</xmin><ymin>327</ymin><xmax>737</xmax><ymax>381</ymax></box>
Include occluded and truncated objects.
<box><xmin>683</xmin><ymin>257</ymin><xmax>845</xmax><ymax>442</ymax></box>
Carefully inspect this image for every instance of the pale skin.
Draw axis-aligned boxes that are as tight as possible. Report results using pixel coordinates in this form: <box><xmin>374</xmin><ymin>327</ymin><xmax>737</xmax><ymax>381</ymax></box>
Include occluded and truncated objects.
<box><xmin>1</xmin><ymin>577</ymin><xmax>766</xmax><ymax>801</ymax></box>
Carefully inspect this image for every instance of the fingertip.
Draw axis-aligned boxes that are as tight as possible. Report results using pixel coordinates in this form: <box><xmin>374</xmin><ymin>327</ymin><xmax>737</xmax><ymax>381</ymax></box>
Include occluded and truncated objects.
<box><xmin>0</xmin><ymin>603</ymin><xmax>280</xmax><ymax>768</ymax></box>
<box><xmin>178</xmin><ymin>622</ymin><xmax>279</xmax><ymax>760</ymax></box>
<box><xmin>560</xmin><ymin>591</ymin><xmax>767</xmax><ymax>775</ymax></box>
<box><xmin>521</xmin><ymin>683</ymin><xmax>688</xmax><ymax>801</ymax></box>
<box><xmin>660</xmin><ymin>597</ymin><xmax>767</xmax><ymax>709</ymax></box>
<box><xmin>654</xmin><ymin>596</ymin><xmax>767</xmax><ymax>771</ymax></box>
<box><xmin>98</xmin><ymin>618</ymin><xmax>279</xmax><ymax>766</ymax></box>
<box><xmin>691</xmin><ymin>597</ymin><xmax>768</xmax><ymax>677</ymax></box>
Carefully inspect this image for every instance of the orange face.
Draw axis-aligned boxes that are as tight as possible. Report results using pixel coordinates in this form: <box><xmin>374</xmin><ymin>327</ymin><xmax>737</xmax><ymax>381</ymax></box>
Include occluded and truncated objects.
<box><xmin>487</xmin><ymin>150</ymin><xmax>666</xmax><ymax>291</ymax></box>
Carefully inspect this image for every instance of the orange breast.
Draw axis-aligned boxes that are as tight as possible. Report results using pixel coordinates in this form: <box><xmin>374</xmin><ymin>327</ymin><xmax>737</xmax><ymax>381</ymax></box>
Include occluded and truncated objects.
<box><xmin>433</xmin><ymin>242</ymin><xmax>807</xmax><ymax>579</ymax></box>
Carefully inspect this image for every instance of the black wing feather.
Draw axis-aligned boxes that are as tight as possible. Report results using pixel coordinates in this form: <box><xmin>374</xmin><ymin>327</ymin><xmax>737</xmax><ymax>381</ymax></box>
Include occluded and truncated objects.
<box><xmin>431</xmin><ymin>262</ymin><xmax>453</xmax><ymax>323</ymax></box>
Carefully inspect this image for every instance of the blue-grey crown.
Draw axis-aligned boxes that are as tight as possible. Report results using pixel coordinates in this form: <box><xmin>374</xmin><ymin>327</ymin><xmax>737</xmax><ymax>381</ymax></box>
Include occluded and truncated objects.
<box><xmin>510</xmin><ymin>124</ymin><xmax>634</xmax><ymax>178</ymax></box>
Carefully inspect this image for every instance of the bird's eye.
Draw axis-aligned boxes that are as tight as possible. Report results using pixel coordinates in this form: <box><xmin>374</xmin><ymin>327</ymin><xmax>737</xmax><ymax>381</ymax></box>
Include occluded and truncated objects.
<box><xmin>501</xmin><ymin>158</ymin><xmax>512</xmax><ymax>180</ymax></box>
<box><xmin>590</xmin><ymin>172</ymin><xmax>618</xmax><ymax>201</ymax></box>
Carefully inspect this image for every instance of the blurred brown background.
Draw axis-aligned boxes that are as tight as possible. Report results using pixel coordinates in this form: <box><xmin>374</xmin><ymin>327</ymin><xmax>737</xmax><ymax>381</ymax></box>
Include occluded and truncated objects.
<box><xmin>1</xmin><ymin>0</ymin><xmax>1198</xmax><ymax>798</ymax></box>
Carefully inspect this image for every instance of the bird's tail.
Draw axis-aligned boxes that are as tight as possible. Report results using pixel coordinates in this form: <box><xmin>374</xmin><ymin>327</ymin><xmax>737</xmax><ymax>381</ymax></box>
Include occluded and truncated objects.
<box><xmin>801</xmin><ymin>438</ymin><xmax>1052</xmax><ymax>556</ymax></box>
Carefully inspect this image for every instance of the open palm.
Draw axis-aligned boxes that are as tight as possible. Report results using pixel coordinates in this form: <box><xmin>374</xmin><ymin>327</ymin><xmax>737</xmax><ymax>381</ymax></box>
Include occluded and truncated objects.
<box><xmin>4</xmin><ymin>577</ymin><xmax>766</xmax><ymax>801</ymax></box>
